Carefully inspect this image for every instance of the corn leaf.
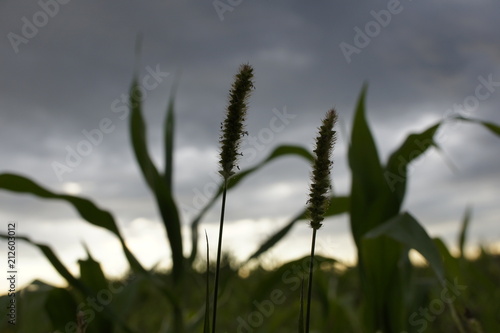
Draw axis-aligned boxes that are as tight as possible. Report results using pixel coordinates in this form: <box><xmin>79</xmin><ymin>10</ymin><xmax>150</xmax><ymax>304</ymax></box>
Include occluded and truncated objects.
<box><xmin>348</xmin><ymin>85</ymin><xmax>406</xmax><ymax>332</ymax></box>
<box><xmin>129</xmin><ymin>79</ymin><xmax>184</xmax><ymax>282</ymax></box>
<box><xmin>384</xmin><ymin>123</ymin><xmax>441</xmax><ymax>209</ymax></box>
<box><xmin>365</xmin><ymin>212</ymin><xmax>445</xmax><ymax>283</ymax></box>
<box><xmin>455</xmin><ymin>116</ymin><xmax>500</xmax><ymax>136</ymax></box>
<box><xmin>164</xmin><ymin>80</ymin><xmax>179</xmax><ymax>192</ymax></box>
<box><xmin>0</xmin><ymin>173</ymin><xmax>144</xmax><ymax>274</ymax></box>
<box><xmin>434</xmin><ymin>237</ymin><xmax>461</xmax><ymax>282</ymax></box>
<box><xmin>348</xmin><ymin>85</ymin><xmax>399</xmax><ymax>243</ymax></box>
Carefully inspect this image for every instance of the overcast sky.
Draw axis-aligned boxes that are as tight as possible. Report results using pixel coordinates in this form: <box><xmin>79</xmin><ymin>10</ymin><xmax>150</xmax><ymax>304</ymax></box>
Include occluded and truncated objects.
<box><xmin>1</xmin><ymin>0</ymin><xmax>500</xmax><ymax>290</ymax></box>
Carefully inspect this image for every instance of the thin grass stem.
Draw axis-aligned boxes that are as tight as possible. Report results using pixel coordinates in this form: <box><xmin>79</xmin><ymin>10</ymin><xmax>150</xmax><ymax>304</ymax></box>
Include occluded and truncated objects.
<box><xmin>203</xmin><ymin>231</ymin><xmax>211</xmax><ymax>333</ymax></box>
<box><xmin>305</xmin><ymin>228</ymin><xmax>317</xmax><ymax>333</ymax></box>
<box><xmin>212</xmin><ymin>178</ymin><xmax>228</xmax><ymax>333</ymax></box>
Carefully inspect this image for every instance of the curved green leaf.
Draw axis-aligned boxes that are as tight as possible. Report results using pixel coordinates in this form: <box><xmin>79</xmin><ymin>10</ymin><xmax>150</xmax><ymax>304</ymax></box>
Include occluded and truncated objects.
<box><xmin>129</xmin><ymin>79</ymin><xmax>184</xmax><ymax>282</ymax></box>
<box><xmin>364</xmin><ymin>212</ymin><xmax>445</xmax><ymax>283</ymax></box>
<box><xmin>164</xmin><ymin>77</ymin><xmax>180</xmax><ymax>192</ymax></box>
<box><xmin>246</xmin><ymin>211</ymin><xmax>303</xmax><ymax>263</ymax></box>
<box><xmin>384</xmin><ymin>123</ymin><xmax>441</xmax><ymax>208</ymax></box>
<box><xmin>455</xmin><ymin>116</ymin><xmax>500</xmax><ymax>137</ymax></box>
<box><xmin>0</xmin><ymin>173</ymin><xmax>144</xmax><ymax>274</ymax></box>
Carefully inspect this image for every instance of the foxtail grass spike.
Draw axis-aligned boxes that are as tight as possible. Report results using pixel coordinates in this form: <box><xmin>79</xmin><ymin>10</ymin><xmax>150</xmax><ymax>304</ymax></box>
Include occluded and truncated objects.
<box><xmin>307</xmin><ymin>109</ymin><xmax>338</xmax><ymax>230</ymax></box>
<box><xmin>218</xmin><ymin>63</ymin><xmax>254</xmax><ymax>180</ymax></box>
<box><xmin>213</xmin><ymin>64</ymin><xmax>254</xmax><ymax>333</ymax></box>
<box><xmin>305</xmin><ymin>109</ymin><xmax>337</xmax><ymax>333</ymax></box>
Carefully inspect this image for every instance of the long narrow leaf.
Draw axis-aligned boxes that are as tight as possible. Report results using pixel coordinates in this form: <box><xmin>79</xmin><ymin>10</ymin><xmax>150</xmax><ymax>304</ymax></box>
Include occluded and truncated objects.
<box><xmin>203</xmin><ymin>231</ymin><xmax>210</xmax><ymax>333</ymax></box>
<box><xmin>246</xmin><ymin>211</ymin><xmax>302</xmax><ymax>263</ymax></box>
<box><xmin>0</xmin><ymin>173</ymin><xmax>144</xmax><ymax>274</ymax></box>
<box><xmin>455</xmin><ymin>116</ymin><xmax>500</xmax><ymax>136</ymax></box>
<box><xmin>129</xmin><ymin>79</ymin><xmax>184</xmax><ymax>282</ymax></box>
<box><xmin>384</xmin><ymin>123</ymin><xmax>441</xmax><ymax>208</ymax></box>
<box><xmin>458</xmin><ymin>207</ymin><xmax>472</xmax><ymax>258</ymax></box>
<box><xmin>164</xmin><ymin>78</ymin><xmax>180</xmax><ymax>192</ymax></box>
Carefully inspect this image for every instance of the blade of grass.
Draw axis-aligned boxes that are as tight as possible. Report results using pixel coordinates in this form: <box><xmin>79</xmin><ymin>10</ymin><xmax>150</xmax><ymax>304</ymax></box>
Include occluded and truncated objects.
<box><xmin>203</xmin><ymin>231</ymin><xmax>211</xmax><ymax>333</ymax></box>
<box><xmin>164</xmin><ymin>75</ymin><xmax>180</xmax><ymax>192</ymax></box>
<box><xmin>458</xmin><ymin>207</ymin><xmax>472</xmax><ymax>258</ymax></box>
<box><xmin>211</xmin><ymin>179</ymin><xmax>228</xmax><ymax>333</ymax></box>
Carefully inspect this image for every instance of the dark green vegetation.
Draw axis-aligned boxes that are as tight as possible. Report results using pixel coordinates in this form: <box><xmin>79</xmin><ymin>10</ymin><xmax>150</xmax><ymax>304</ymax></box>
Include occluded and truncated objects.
<box><xmin>1</xmin><ymin>65</ymin><xmax>499</xmax><ymax>332</ymax></box>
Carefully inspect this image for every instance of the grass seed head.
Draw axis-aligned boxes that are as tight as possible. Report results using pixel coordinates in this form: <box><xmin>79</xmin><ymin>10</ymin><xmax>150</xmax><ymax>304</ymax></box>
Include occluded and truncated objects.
<box><xmin>307</xmin><ymin>109</ymin><xmax>337</xmax><ymax>230</ymax></box>
<box><xmin>219</xmin><ymin>63</ymin><xmax>254</xmax><ymax>180</ymax></box>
